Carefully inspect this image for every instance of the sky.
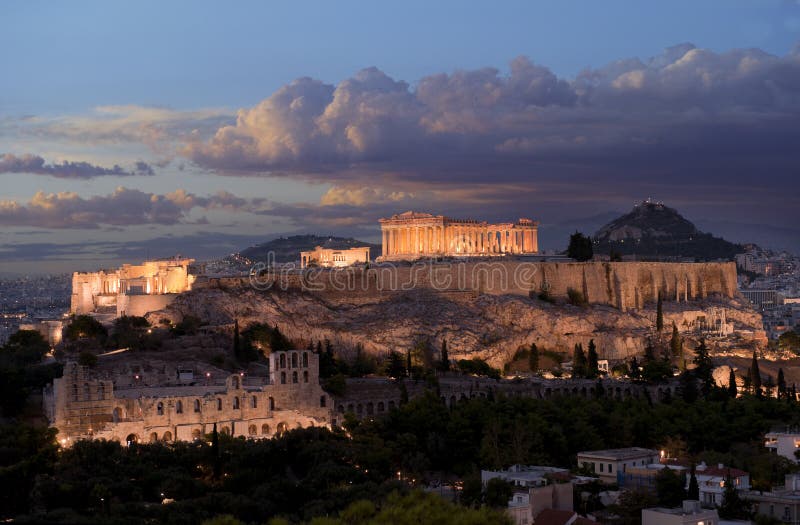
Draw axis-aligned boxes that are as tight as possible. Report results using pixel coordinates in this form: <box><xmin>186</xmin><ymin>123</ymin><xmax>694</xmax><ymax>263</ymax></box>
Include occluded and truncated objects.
<box><xmin>1</xmin><ymin>0</ymin><xmax>800</xmax><ymax>274</ymax></box>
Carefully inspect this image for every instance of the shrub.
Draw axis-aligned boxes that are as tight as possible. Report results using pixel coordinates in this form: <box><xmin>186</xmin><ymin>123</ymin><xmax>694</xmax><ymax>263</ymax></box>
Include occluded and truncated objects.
<box><xmin>567</xmin><ymin>287</ymin><xmax>587</xmax><ymax>306</ymax></box>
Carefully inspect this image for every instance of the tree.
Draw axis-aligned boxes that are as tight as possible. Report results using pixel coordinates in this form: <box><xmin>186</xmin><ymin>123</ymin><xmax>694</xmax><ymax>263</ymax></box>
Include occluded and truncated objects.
<box><xmin>439</xmin><ymin>340</ymin><xmax>450</xmax><ymax>372</ymax></box>
<box><xmin>629</xmin><ymin>356</ymin><xmax>641</xmax><ymax>381</ymax></box>
<box><xmin>485</xmin><ymin>478</ymin><xmax>515</xmax><ymax>508</ymax></box>
<box><xmin>586</xmin><ymin>339</ymin><xmax>599</xmax><ymax>379</ymax></box>
<box><xmin>693</xmin><ymin>339</ymin><xmax>713</xmax><ymax>396</ymax></box>
<box><xmin>687</xmin><ymin>467</ymin><xmax>700</xmax><ymax>500</ymax></box>
<box><xmin>64</xmin><ymin>315</ymin><xmax>107</xmax><ymax>341</ymax></box>
<box><xmin>743</xmin><ymin>368</ymin><xmax>752</xmax><ymax>393</ymax></box>
<box><xmin>3</xmin><ymin>329</ymin><xmax>49</xmax><ymax>365</ymax></box>
<box><xmin>777</xmin><ymin>368</ymin><xmax>787</xmax><ymax>400</ymax></box>
<box><xmin>567</xmin><ymin>231</ymin><xmax>593</xmax><ymax>261</ymax></box>
<box><xmin>670</xmin><ymin>323</ymin><xmax>682</xmax><ymax>358</ymax></box>
<box><xmin>655</xmin><ymin>467</ymin><xmax>686</xmax><ymax>507</ymax></box>
<box><xmin>718</xmin><ymin>473</ymin><xmax>752</xmax><ymax>520</ymax></box>
<box><xmin>751</xmin><ymin>350</ymin><xmax>762</xmax><ymax>397</ymax></box>
<box><xmin>385</xmin><ymin>351</ymin><xmax>407</xmax><ymax>378</ymax></box>
<box><xmin>269</xmin><ymin>325</ymin><xmax>292</xmax><ymax>352</ymax></box>
<box><xmin>644</xmin><ymin>339</ymin><xmax>656</xmax><ymax>362</ymax></box>
<box><xmin>78</xmin><ymin>351</ymin><xmax>97</xmax><ymax>368</ymax></box>
<box><xmin>728</xmin><ymin>368</ymin><xmax>738</xmax><ymax>398</ymax></box>
<box><xmin>656</xmin><ymin>292</ymin><xmax>664</xmax><ymax>332</ymax></box>
<box><xmin>528</xmin><ymin>343</ymin><xmax>539</xmax><ymax>373</ymax></box>
<box><xmin>679</xmin><ymin>371</ymin><xmax>698</xmax><ymax>403</ymax></box>
<box><xmin>778</xmin><ymin>331</ymin><xmax>800</xmax><ymax>354</ymax></box>
<box><xmin>573</xmin><ymin>343</ymin><xmax>587</xmax><ymax>378</ymax></box>
<box><xmin>232</xmin><ymin>319</ymin><xmax>241</xmax><ymax>360</ymax></box>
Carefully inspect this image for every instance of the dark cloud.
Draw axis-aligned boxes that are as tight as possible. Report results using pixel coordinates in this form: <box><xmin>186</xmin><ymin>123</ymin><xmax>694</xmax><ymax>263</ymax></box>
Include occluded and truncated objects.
<box><xmin>0</xmin><ymin>153</ymin><xmax>155</xmax><ymax>178</ymax></box>
<box><xmin>0</xmin><ymin>188</ymin><xmax>266</xmax><ymax>229</ymax></box>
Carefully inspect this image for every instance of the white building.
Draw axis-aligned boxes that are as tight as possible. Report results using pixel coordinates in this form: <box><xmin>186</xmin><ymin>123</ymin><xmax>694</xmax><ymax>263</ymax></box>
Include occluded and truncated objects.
<box><xmin>577</xmin><ymin>447</ymin><xmax>660</xmax><ymax>484</ymax></box>
<box><xmin>482</xmin><ymin>464</ymin><xmax>570</xmax><ymax>488</ymax></box>
<box><xmin>691</xmin><ymin>463</ymin><xmax>750</xmax><ymax>508</ymax></box>
<box><xmin>765</xmin><ymin>431</ymin><xmax>800</xmax><ymax>463</ymax></box>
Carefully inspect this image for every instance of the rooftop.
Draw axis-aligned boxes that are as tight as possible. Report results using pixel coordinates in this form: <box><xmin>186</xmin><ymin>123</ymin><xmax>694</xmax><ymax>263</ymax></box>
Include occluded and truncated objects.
<box><xmin>577</xmin><ymin>447</ymin><xmax>659</xmax><ymax>460</ymax></box>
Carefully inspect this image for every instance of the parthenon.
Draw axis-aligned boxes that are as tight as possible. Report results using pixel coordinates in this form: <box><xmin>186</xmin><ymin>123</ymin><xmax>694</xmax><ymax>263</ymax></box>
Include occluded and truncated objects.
<box><xmin>378</xmin><ymin>211</ymin><xmax>538</xmax><ymax>260</ymax></box>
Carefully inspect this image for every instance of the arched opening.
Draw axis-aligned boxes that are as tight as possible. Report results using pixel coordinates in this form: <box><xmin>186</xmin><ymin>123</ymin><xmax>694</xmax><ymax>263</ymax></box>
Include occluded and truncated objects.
<box><xmin>220</xmin><ymin>426</ymin><xmax>230</xmax><ymax>435</ymax></box>
<box><xmin>194</xmin><ymin>399</ymin><xmax>201</xmax><ymax>413</ymax></box>
<box><xmin>347</xmin><ymin>404</ymin><xmax>354</xmax><ymax>413</ymax></box>
<box><xmin>302</xmin><ymin>352</ymin><xmax>308</xmax><ymax>367</ymax></box>
<box><xmin>233</xmin><ymin>397</ymin><xmax>240</xmax><ymax>410</ymax></box>
<box><xmin>366</xmin><ymin>402</ymin><xmax>374</xmax><ymax>416</ymax></box>
<box><xmin>176</xmin><ymin>400</ymin><xmax>183</xmax><ymax>414</ymax></box>
<box><xmin>217</xmin><ymin>398</ymin><xmax>223</xmax><ymax>410</ymax></box>
<box><xmin>279</xmin><ymin>354</ymin><xmax>286</xmax><ymax>368</ymax></box>
<box><xmin>449</xmin><ymin>396</ymin><xmax>456</xmax><ymax>407</ymax></box>
<box><xmin>280</xmin><ymin>372</ymin><xmax>286</xmax><ymax>384</ymax></box>
<box><xmin>261</xmin><ymin>423</ymin><xmax>270</xmax><ymax>435</ymax></box>
<box><xmin>232</xmin><ymin>376</ymin><xmax>240</xmax><ymax>389</ymax></box>
<box><xmin>377</xmin><ymin>401</ymin><xmax>385</xmax><ymax>412</ymax></box>
<box><xmin>291</xmin><ymin>353</ymin><xmax>298</xmax><ymax>368</ymax></box>
<box><xmin>276</xmin><ymin>422</ymin><xmax>288</xmax><ymax>436</ymax></box>
<box><xmin>292</xmin><ymin>371</ymin><xmax>298</xmax><ymax>384</ymax></box>
<box><xmin>337</xmin><ymin>404</ymin><xmax>345</xmax><ymax>414</ymax></box>
<box><xmin>191</xmin><ymin>428</ymin><xmax>202</xmax><ymax>440</ymax></box>
<box><xmin>356</xmin><ymin>404</ymin><xmax>363</xmax><ymax>416</ymax></box>
<box><xmin>162</xmin><ymin>431</ymin><xmax>172</xmax><ymax>442</ymax></box>
<box><xmin>248</xmin><ymin>424</ymin><xmax>257</xmax><ymax>436</ymax></box>
<box><xmin>157</xmin><ymin>402</ymin><xmax>164</xmax><ymax>415</ymax></box>
<box><xmin>388</xmin><ymin>401</ymin><xmax>396</xmax><ymax>410</ymax></box>
<box><xmin>149</xmin><ymin>432</ymin><xmax>158</xmax><ymax>443</ymax></box>
<box><xmin>269</xmin><ymin>396</ymin><xmax>275</xmax><ymax>410</ymax></box>
<box><xmin>125</xmin><ymin>433</ymin><xmax>138</xmax><ymax>446</ymax></box>
<box><xmin>251</xmin><ymin>395</ymin><xmax>257</xmax><ymax>408</ymax></box>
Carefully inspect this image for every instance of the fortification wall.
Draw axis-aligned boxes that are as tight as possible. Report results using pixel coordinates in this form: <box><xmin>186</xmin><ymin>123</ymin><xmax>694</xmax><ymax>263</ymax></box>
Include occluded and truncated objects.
<box><xmin>116</xmin><ymin>294</ymin><xmax>178</xmax><ymax>317</ymax></box>
<box><xmin>213</xmin><ymin>261</ymin><xmax>736</xmax><ymax>310</ymax></box>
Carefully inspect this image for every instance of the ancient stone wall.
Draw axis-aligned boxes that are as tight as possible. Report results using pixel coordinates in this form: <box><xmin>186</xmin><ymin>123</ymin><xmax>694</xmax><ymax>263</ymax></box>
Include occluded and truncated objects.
<box><xmin>210</xmin><ymin>261</ymin><xmax>737</xmax><ymax>310</ymax></box>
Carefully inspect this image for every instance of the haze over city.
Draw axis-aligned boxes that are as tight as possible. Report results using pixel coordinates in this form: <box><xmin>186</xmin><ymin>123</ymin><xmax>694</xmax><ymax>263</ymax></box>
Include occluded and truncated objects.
<box><xmin>2</xmin><ymin>0</ymin><xmax>800</xmax><ymax>274</ymax></box>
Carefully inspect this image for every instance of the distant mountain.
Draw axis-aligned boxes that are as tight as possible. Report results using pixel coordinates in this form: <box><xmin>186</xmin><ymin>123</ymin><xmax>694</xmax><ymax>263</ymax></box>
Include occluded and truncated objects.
<box><xmin>593</xmin><ymin>200</ymin><xmax>743</xmax><ymax>261</ymax></box>
<box><xmin>239</xmin><ymin>235</ymin><xmax>381</xmax><ymax>263</ymax></box>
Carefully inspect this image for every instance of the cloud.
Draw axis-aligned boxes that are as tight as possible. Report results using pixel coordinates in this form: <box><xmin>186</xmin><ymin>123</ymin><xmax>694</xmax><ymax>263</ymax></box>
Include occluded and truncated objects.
<box><xmin>0</xmin><ymin>187</ymin><xmax>266</xmax><ymax>229</ymax></box>
<box><xmin>0</xmin><ymin>153</ymin><xmax>155</xmax><ymax>178</ymax></box>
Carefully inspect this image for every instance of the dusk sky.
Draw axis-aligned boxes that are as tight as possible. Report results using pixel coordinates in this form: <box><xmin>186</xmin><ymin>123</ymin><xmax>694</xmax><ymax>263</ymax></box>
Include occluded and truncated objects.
<box><xmin>2</xmin><ymin>0</ymin><xmax>800</xmax><ymax>274</ymax></box>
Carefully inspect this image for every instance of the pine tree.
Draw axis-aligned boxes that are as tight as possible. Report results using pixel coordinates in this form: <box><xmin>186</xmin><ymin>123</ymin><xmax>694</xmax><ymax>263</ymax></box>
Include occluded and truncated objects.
<box><xmin>644</xmin><ymin>339</ymin><xmax>656</xmax><ymax>362</ymax></box>
<box><xmin>211</xmin><ymin>422</ymin><xmax>221</xmax><ymax>480</ymax></box>
<box><xmin>728</xmin><ymin>368</ymin><xmax>737</xmax><ymax>398</ymax></box>
<box><xmin>573</xmin><ymin>343</ymin><xmax>587</xmax><ymax>378</ymax></box>
<box><xmin>587</xmin><ymin>339</ymin><xmax>599</xmax><ymax>379</ymax></box>
<box><xmin>743</xmin><ymin>368</ymin><xmax>752</xmax><ymax>393</ymax></box>
<box><xmin>439</xmin><ymin>340</ymin><xmax>450</xmax><ymax>372</ymax></box>
<box><xmin>751</xmin><ymin>350</ymin><xmax>762</xmax><ymax>397</ymax></box>
<box><xmin>778</xmin><ymin>368</ymin><xmax>787</xmax><ymax>400</ymax></box>
<box><xmin>656</xmin><ymin>292</ymin><xmax>664</xmax><ymax>332</ymax></box>
<box><xmin>718</xmin><ymin>473</ymin><xmax>752</xmax><ymax>520</ymax></box>
<box><xmin>406</xmin><ymin>349</ymin><xmax>412</xmax><ymax>375</ymax></box>
<box><xmin>385</xmin><ymin>350</ymin><xmax>406</xmax><ymax>378</ymax></box>
<box><xmin>693</xmin><ymin>339</ymin><xmax>713</xmax><ymax>396</ymax></box>
<box><xmin>630</xmin><ymin>356</ymin><xmax>641</xmax><ymax>380</ymax></box>
<box><xmin>528</xmin><ymin>343</ymin><xmax>539</xmax><ymax>374</ymax></box>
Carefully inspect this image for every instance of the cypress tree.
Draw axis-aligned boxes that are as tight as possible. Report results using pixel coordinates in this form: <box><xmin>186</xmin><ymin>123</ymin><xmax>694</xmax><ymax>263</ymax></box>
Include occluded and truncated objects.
<box><xmin>670</xmin><ymin>323</ymin><xmax>682</xmax><ymax>358</ymax></box>
<box><xmin>778</xmin><ymin>368</ymin><xmax>787</xmax><ymax>400</ymax></box>
<box><xmin>728</xmin><ymin>368</ymin><xmax>737</xmax><ymax>398</ymax></box>
<box><xmin>439</xmin><ymin>340</ymin><xmax>450</xmax><ymax>372</ymax></box>
<box><xmin>211</xmin><ymin>422</ymin><xmax>221</xmax><ymax>480</ymax></box>
<box><xmin>528</xmin><ymin>343</ymin><xmax>539</xmax><ymax>373</ymax></box>
<box><xmin>573</xmin><ymin>343</ymin><xmax>587</xmax><ymax>378</ymax></box>
<box><xmin>587</xmin><ymin>339</ymin><xmax>599</xmax><ymax>379</ymax></box>
<box><xmin>630</xmin><ymin>356</ymin><xmax>641</xmax><ymax>380</ymax></box>
<box><xmin>687</xmin><ymin>467</ymin><xmax>700</xmax><ymax>500</ymax></box>
<box><xmin>743</xmin><ymin>368</ymin><xmax>752</xmax><ymax>393</ymax></box>
<box><xmin>751</xmin><ymin>350</ymin><xmax>762</xmax><ymax>397</ymax></box>
<box><xmin>232</xmin><ymin>319</ymin><xmax>240</xmax><ymax>359</ymax></box>
<box><xmin>656</xmin><ymin>291</ymin><xmax>664</xmax><ymax>332</ymax></box>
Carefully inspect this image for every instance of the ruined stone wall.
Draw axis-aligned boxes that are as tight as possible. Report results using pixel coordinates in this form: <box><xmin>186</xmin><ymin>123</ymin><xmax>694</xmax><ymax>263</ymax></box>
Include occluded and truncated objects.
<box><xmin>210</xmin><ymin>261</ymin><xmax>736</xmax><ymax>310</ymax></box>
<box><xmin>116</xmin><ymin>293</ymin><xmax>178</xmax><ymax>318</ymax></box>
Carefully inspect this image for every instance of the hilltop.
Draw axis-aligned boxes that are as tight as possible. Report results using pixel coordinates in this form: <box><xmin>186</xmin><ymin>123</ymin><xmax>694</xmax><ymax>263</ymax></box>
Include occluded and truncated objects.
<box><xmin>239</xmin><ymin>235</ymin><xmax>380</xmax><ymax>263</ymax></box>
<box><xmin>593</xmin><ymin>201</ymin><xmax>743</xmax><ymax>261</ymax></box>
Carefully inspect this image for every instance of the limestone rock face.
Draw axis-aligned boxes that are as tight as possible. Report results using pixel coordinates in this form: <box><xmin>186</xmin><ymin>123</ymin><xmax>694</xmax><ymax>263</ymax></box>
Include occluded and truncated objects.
<box><xmin>148</xmin><ymin>284</ymin><xmax>764</xmax><ymax>368</ymax></box>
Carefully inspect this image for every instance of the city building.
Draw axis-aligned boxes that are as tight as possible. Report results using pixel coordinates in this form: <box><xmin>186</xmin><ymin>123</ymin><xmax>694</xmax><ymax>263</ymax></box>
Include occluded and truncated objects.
<box><xmin>19</xmin><ymin>319</ymin><xmax>64</xmax><ymax>347</ymax></box>
<box><xmin>746</xmin><ymin>473</ymin><xmax>800</xmax><ymax>525</ymax></box>
<box><xmin>299</xmin><ymin>246</ymin><xmax>371</xmax><ymax>268</ymax></box>
<box><xmin>576</xmin><ymin>447</ymin><xmax>660</xmax><ymax>484</ymax></box>
<box><xmin>642</xmin><ymin>501</ymin><xmax>719</xmax><ymax>525</ymax></box>
<box><xmin>620</xmin><ymin>464</ymin><xmax>688</xmax><ymax>494</ymax></box>
<box><xmin>482</xmin><ymin>465</ymin><xmax>571</xmax><ymax>489</ymax></box>
<box><xmin>765</xmin><ymin>431</ymin><xmax>800</xmax><ymax>463</ymax></box>
<box><xmin>378</xmin><ymin>211</ymin><xmax>538</xmax><ymax>260</ymax></box>
<box><xmin>740</xmin><ymin>289</ymin><xmax>784</xmax><ymax>310</ymax></box>
<box><xmin>693</xmin><ymin>463</ymin><xmax>750</xmax><ymax>508</ymax></box>
<box><xmin>70</xmin><ymin>257</ymin><xmax>196</xmax><ymax>318</ymax></box>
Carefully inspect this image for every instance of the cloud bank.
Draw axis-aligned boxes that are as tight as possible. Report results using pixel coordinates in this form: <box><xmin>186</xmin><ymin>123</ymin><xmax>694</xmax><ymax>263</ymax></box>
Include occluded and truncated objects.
<box><xmin>0</xmin><ymin>153</ymin><xmax>155</xmax><ymax>178</ymax></box>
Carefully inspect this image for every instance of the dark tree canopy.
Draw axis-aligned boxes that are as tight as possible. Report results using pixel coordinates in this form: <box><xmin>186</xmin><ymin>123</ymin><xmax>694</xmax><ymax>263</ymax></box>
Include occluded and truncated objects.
<box><xmin>567</xmin><ymin>231</ymin><xmax>593</xmax><ymax>261</ymax></box>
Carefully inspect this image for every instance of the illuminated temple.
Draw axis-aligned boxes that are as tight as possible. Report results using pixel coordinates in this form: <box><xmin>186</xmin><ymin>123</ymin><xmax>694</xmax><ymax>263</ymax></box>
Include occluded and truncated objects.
<box><xmin>378</xmin><ymin>211</ymin><xmax>538</xmax><ymax>260</ymax></box>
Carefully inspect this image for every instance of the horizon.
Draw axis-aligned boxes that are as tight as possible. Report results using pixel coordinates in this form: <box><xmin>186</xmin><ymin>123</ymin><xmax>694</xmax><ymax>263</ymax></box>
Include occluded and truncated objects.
<box><xmin>2</xmin><ymin>1</ymin><xmax>800</xmax><ymax>275</ymax></box>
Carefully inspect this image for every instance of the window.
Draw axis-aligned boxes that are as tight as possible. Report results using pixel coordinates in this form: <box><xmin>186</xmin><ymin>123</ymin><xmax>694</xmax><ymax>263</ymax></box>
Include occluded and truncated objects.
<box><xmin>281</xmin><ymin>372</ymin><xmax>286</xmax><ymax>384</ymax></box>
<box><xmin>83</xmin><ymin>383</ymin><xmax>91</xmax><ymax>400</ymax></box>
<box><xmin>261</xmin><ymin>423</ymin><xmax>270</xmax><ymax>435</ymax></box>
<box><xmin>248</xmin><ymin>424</ymin><xmax>257</xmax><ymax>436</ymax></box>
<box><xmin>320</xmin><ymin>395</ymin><xmax>326</xmax><ymax>408</ymax></box>
<box><xmin>176</xmin><ymin>400</ymin><xmax>183</xmax><ymax>414</ymax></box>
<box><xmin>291</xmin><ymin>353</ymin><xmax>298</xmax><ymax>368</ymax></box>
<box><xmin>608</xmin><ymin>464</ymin><xmax>613</xmax><ymax>473</ymax></box>
<box><xmin>194</xmin><ymin>399</ymin><xmax>201</xmax><ymax>413</ymax></box>
<box><xmin>269</xmin><ymin>396</ymin><xmax>275</xmax><ymax>410</ymax></box>
<box><xmin>233</xmin><ymin>397</ymin><xmax>240</xmax><ymax>409</ymax></box>
<box><xmin>157</xmin><ymin>402</ymin><xmax>164</xmax><ymax>415</ymax></box>
<box><xmin>251</xmin><ymin>395</ymin><xmax>257</xmax><ymax>408</ymax></box>
<box><xmin>217</xmin><ymin>398</ymin><xmax>223</xmax><ymax>410</ymax></box>
<box><xmin>303</xmin><ymin>371</ymin><xmax>309</xmax><ymax>383</ymax></box>
<box><xmin>303</xmin><ymin>352</ymin><xmax>308</xmax><ymax>367</ymax></box>
<box><xmin>279</xmin><ymin>354</ymin><xmax>286</xmax><ymax>368</ymax></box>
<box><xmin>600</xmin><ymin>463</ymin><xmax>604</xmax><ymax>473</ymax></box>
<box><xmin>292</xmin><ymin>371</ymin><xmax>298</xmax><ymax>384</ymax></box>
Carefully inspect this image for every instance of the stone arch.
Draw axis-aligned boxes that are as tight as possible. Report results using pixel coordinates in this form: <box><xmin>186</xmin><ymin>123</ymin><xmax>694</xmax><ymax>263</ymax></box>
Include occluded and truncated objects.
<box><xmin>347</xmin><ymin>403</ymin><xmax>354</xmax><ymax>413</ymax></box>
<box><xmin>251</xmin><ymin>395</ymin><xmax>257</xmax><ymax>408</ymax></box>
<box><xmin>320</xmin><ymin>395</ymin><xmax>327</xmax><ymax>408</ymax></box>
<box><xmin>302</xmin><ymin>352</ymin><xmax>308</xmax><ymax>367</ymax></box>
<box><xmin>220</xmin><ymin>426</ymin><xmax>230</xmax><ymax>435</ymax></box>
<box><xmin>97</xmin><ymin>383</ymin><xmax>105</xmax><ymax>398</ymax></box>
<box><xmin>194</xmin><ymin>399</ymin><xmax>201</xmax><ymax>413</ymax></box>
<box><xmin>157</xmin><ymin>402</ymin><xmax>164</xmax><ymax>415</ymax></box>
<box><xmin>338</xmin><ymin>404</ymin><xmax>345</xmax><ymax>414</ymax></box>
<box><xmin>217</xmin><ymin>398</ymin><xmax>223</xmax><ymax>410</ymax></box>
<box><xmin>291</xmin><ymin>353</ymin><xmax>298</xmax><ymax>368</ymax></box>
<box><xmin>149</xmin><ymin>432</ymin><xmax>158</xmax><ymax>443</ymax></box>
<box><xmin>248</xmin><ymin>424</ymin><xmax>257</xmax><ymax>436</ymax></box>
<box><xmin>366</xmin><ymin>402</ymin><xmax>374</xmax><ymax>415</ymax></box>
<box><xmin>176</xmin><ymin>400</ymin><xmax>183</xmax><ymax>414</ymax></box>
<box><xmin>231</xmin><ymin>376</ymin><xmax>240</xmax><ymax>389</ymax></box>
<box><xmin>261</xmin><ymin>423</ymin><xmax>270</xmax><ymax>435</ymax></box>
<box><xmin>276</xmin><ymin>422</ymin><xmax>288</xmax><ymax>436</ymax></box>
<box><xmin>162</xmin><ymin>430</ymin><xmax>173</xmax><ymax>442</ymax></box>
<box><xmin>191</xmin><ymin>428</ymin><xmax>203</xmax><ymax>440</ymax></box>
<box><xmin>292</xmin><ymin>371</ymin><xmax>298</xmax><ymax>383</ymax></box>
<box><xmin>233</xmin><ymin>397</ymin><xmax>240</xmax><ymax>409</ymax></box>
<box><xmin>269</xmin><ymin>396</ymin><xmax>275</xmax><ymax>410</ymax></box>
<box><xmin>388</xmin><ymin>400</ymin><xmax>396</xmax><ymax>410</ymax></box>
<box><xmin>125</xmin><ymin>433</ymin><xmax>139</xmax><ymax>445</ymax></box>
<box><xmin>280</xmin><ymin>354</ymin><xmax>286</xmax><ymax>368</ymax></box>
<box><xmin>377</xmin><ymin>401</ymin><xmax>385</xmax><ymax>412</ymax></box>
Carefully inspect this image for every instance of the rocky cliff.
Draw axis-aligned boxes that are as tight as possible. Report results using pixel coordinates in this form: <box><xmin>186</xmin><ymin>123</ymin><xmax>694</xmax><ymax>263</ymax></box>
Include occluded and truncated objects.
<box><xmin>148</xmin><ymin>278</ymin><xmax>764</xmax><ymax>368</ymax></box>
